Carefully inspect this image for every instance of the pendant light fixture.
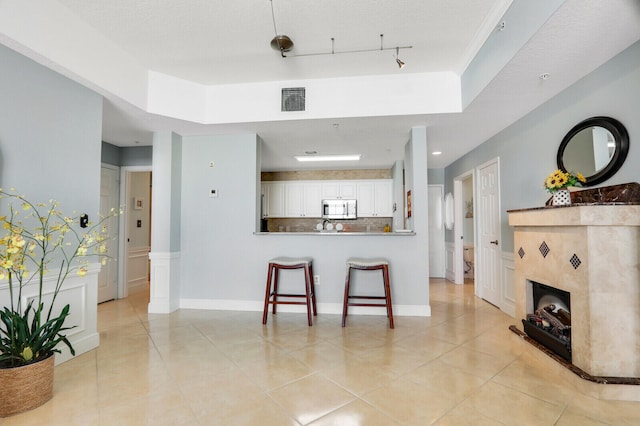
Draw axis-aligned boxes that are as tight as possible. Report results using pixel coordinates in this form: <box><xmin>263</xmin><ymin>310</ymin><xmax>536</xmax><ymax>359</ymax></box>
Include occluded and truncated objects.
<box><xmin>269</xmin><ymin>0</ymin><xmax>293</xmax><ymax>57</ymax></box>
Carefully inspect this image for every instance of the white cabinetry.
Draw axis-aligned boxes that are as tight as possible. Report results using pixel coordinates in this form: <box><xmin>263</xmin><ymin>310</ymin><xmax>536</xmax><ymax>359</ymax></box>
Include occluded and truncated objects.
<box><xmin>261</xmin><ymin>182</ymin><xmax>285</xmax><ymax>218</ymax></box>
<box><xmin>356</xmin><ymin>180</ymin><xmax>393</xmax><ymax>217</ymax></box>
<box><xmin>321</xmin><ymin>181</ymin><xmax>356</xmax><ymax>199</ymax></box>
<box><xmin>263</xmin><ymin>179</ymin><xmax>392</xmax><ymax>218</ymax></box>
<box><xmin>285</xmin><ymin>182</ymin><xmax>322</xmax><ymax>217</ymax></box>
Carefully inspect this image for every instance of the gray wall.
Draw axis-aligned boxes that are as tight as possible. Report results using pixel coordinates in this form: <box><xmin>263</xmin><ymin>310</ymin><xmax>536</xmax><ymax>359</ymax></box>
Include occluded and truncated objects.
<box><xmin>445</xmin><ymin>39</ymin><xmax>640</xmax><ymax>253</ymax></box>
<box><xmin>0</xmin><ymin>44</ymin><xmax>102</xmax><ymax>221</ymax></box>
<box><xmin>178</xmin><ymin>133</ymin><xmax>430</xmax><ymax>310</ymax></box>
<box><xmin>101</xmin><ymin>142</ymin><xmax>152</xmax><ymax>166</ymax></box>
<box><xmin>428</xmin><ymin>168</ymin><xmax>444</xmax><ymax>185</ymax></box>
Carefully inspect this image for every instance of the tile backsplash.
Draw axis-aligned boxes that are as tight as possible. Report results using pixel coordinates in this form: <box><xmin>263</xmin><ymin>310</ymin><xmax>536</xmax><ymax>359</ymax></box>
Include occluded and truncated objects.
<box><xmin>266</xmin><ymin>217</ymin><xmax>391</xmax><ymax>233</ymax></box>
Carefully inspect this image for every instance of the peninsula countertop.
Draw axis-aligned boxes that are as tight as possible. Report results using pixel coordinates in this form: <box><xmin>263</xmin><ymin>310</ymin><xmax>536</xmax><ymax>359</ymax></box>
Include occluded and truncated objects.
<box><xmin>254</xmin><ymin>231</ymin><xmax>415</xmax><ymax>236</ymax></box>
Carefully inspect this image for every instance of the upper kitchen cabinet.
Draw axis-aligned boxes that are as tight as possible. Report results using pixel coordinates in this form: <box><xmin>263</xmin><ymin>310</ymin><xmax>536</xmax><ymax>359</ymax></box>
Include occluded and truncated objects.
<box><xmin>356</xmin><ymin>180</ymin><xmax>393</xmax><ymax>217</ymax></box>
<box><xmin>285</xmin><ymin>182</ymin><xmax>322</xmax><ymax>217</ymax></box>
<box><xmin>261</xmin><ymin>182</ymin><xmax>285</xmax><ymax>218</ymax></box>
<box><xmin>321</xmin><ymin>181</ymin><xmax>357</xmax><ymax>199</ymax></box>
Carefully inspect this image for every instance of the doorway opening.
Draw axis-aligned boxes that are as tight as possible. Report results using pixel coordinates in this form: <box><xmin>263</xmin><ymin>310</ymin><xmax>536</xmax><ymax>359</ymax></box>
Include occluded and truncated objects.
<box><xmin>453</xmin><ymin>170</ymin><xmax>475</xmax><ymax>289</ymax></box>
<box><xmin>118</xmin><ymin>167</ymin><xmax>152</xmax><ymax>300</ymax></box>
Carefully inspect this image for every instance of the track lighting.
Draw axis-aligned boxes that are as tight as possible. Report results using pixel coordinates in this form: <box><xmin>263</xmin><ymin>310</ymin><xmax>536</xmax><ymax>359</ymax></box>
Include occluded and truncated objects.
<box><xmin>395</xmin><ymin>47</ymin><xmax>405</xmax><ymax>69</ymax></box>
<box><xmin>267</xmin><ymin>3</ymin><xmax>412</xmax><ymax>67</ymax></box>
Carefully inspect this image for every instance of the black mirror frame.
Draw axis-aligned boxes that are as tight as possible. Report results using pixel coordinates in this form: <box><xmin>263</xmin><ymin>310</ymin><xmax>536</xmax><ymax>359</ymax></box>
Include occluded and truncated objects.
<box><xmin>557</xmin><ymin>116</ymin><xmax>629</xmax><ymax>186</ymax></box>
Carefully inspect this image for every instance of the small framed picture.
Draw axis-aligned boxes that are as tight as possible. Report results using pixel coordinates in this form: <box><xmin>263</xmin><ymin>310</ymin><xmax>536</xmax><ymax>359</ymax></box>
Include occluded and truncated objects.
<box><xmin>407</xmin><ymin>191</ymin><xmax>412</xmax><ymax>218</ymax></box>
<box><xmin>134</xmin><ymin>197</ymin><xmax>144</xmax><ymax>210</ymax></box>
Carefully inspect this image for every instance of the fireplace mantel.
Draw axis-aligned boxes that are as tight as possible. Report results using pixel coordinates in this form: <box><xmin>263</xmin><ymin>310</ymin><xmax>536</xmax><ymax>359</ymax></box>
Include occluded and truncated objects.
<box><xmin>509</xmin><ymin>202</ymin><xmax>640</xmax><ymax>401</ymax></box>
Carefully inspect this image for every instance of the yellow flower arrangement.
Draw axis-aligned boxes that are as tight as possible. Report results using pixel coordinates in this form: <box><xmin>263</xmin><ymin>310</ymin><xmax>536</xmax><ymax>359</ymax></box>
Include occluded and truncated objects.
<box><xmin>543</xmin><ymin>169</ymin><xmax>586</xmax><ymax>193</ymax></box>
<box><xmin>0</xmin><ymin>189</ymin><xmax>120</xmax><ymax>368</ymax></box>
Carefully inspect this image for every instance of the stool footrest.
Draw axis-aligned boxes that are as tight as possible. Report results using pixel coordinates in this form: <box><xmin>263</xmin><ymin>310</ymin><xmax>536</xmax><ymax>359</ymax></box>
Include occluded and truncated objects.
<box><xmin>347</xmin><ymin>302</ymin><xmax>388</xmax><ymax>307</ymax></box>
<box><xmin>271</xmin><ymin>292</ymin><xmax>310</xmax><ymax>298</ymax></box>
<box><xmin>348</xmin><ymin>295</ymin><xmax>386</xmax><ymax>299</ymax></box>
<box><xmin>267</xmin><ymin>300</ymin><xmax>309</xmax><ymax>306</ymax></box>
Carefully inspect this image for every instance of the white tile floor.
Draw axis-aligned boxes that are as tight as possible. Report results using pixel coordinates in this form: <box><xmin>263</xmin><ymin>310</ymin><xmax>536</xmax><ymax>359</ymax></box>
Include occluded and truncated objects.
<box><xmin>3</xmin><ymin>279</ymin><xmax>640</xmax><ymax>425</ymax></box>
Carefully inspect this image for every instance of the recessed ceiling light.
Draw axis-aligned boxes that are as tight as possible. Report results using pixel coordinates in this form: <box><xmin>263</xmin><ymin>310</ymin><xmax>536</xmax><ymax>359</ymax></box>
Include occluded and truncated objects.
<box><xmin>294</xmin><ymin>154</ymin><xmax>361</xmax><ymax>162</ymax></box>
<box><xmin>304</xmin><ymin>150</ymin><xmax>317</xmax><ymax>155</ymax></box>
<box><xmin>539</xmin><ymin>73</ymin><xmax>550</xmax><ymax>80</ymax></box>
<box><xmin>432</xmin><ymin>151</ymin><xmax>442</xmax><ymax>155</ymax></box>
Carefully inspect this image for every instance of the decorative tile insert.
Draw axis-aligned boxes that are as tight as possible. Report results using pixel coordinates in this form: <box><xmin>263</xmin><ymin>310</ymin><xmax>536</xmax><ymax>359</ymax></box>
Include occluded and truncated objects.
<box><xmin>570</xmin><ymin>254</ymin><xmax>582</xmax><ymax>269</ymax></box>
<box><xmin>518</xmin><ymin>247</ymin><xmax>525</xmax><ymax>259</ymax></box>
<box><xmin>539</xmin><ymin>241</ymin><xmax>550</xmax><ymax>258</ymax></box>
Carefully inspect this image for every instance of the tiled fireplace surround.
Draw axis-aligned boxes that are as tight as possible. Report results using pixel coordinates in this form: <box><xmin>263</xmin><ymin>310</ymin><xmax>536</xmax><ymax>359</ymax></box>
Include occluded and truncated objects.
<box><xmin>509</xmin><ymin>202</ymin><xmax>640</xmax><ymax>401</ymax></box>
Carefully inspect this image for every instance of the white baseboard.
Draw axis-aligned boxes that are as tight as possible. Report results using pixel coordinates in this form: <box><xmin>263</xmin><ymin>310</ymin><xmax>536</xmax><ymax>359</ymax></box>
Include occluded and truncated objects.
<box><xmin>180</xmin><ymin>298</ymin><xmax>431</xmax><ymax>317</ymax></box>
<box><xmin>56</xmin><ymin>332</ymin><xmax>100</xmax><ymax>365</ymax></box>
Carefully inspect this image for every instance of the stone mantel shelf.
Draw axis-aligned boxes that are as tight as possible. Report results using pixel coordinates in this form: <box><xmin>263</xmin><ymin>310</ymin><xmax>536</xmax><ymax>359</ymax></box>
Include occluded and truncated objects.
<box><xmin>508</xmin><ymin>204</ymin><xmax>640</xmax><ymax>227</ymax></box>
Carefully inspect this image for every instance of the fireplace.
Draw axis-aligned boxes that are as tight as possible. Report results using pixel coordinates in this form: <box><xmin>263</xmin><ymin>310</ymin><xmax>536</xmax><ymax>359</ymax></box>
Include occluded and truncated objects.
<box><xmin>508</xmin><ymin>190</ymin><xmax>640</xmax><ymax>401</ymax></box>
<box><xmin>522</xmin><ymin>280</ymin><xmax>571</xmax><ymax>362</ymax></box>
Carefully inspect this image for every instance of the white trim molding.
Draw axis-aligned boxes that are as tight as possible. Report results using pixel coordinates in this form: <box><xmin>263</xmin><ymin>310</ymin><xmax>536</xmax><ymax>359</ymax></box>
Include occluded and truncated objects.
<box><xmin>148</xmin><ymin>251</ymin><xmax>181</xmax><ymax>314</ymax></box>
<box><xmin>501</xmin><ymin>251</ymin><xmax>515</xmax><ymax>317</ymax></box>
<box><xmin>445</xmin><ymin>241</ymin><xmax>457</xmax><ymax>283</ymax></box>
<box><xmin>180</xmin><ymin>299</ymin><xmax>431</xmax><ymax>317</ymax></box>
<box><xmin>0</xmin><ymin>263</ymin><xmax>101</xmax><ymax>365</ymax></box>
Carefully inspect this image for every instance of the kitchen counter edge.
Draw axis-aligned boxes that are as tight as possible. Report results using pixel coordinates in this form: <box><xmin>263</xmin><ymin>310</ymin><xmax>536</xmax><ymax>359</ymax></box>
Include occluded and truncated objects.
<box><xmin>254</xmin><ymin>231</ymin><xmax>415</xmax><ymax>236</ymax></box>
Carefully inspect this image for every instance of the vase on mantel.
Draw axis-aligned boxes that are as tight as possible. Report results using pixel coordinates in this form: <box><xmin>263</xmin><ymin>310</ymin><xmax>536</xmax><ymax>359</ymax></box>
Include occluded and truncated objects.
<box><xmin>552</xmin><ymin>188</ymin><xmax>572</xmax><ymax>206</ymax></box>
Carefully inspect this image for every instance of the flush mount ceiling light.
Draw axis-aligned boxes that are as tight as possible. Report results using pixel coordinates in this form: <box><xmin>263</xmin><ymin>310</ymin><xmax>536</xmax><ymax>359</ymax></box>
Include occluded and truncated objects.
<box><xmin>294</xmin><ymin>154</ymin><xmax>361</xmax><ymax>162</ymax></box>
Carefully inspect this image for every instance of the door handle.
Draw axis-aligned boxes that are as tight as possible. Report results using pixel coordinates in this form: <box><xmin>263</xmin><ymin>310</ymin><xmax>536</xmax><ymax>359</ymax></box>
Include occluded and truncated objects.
<box><xmin>490</xmin><ymin>240</ymin><xmax>499</xmax><ymax>245</ymax></box>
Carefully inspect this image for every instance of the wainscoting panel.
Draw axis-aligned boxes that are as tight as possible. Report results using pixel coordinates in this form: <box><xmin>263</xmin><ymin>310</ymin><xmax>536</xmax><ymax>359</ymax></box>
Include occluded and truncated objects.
<box><xmin>128</xmin><ymin>246</ymin><xmax>150</xmax><ymax>294</ymax></box>
<box><xmin>501</xmin><ymin>251</ymin><xmax>515</xmax><ymax>317</ymax></box>
<box><xmin>1</xmin><ymin>264</ymin><xmax>101</xmax><ymax>365</ymax></box>
<box><xmin>445</xmin><ymin>241</ymin><xmax>456</xmax><ymax>282</ymax></box>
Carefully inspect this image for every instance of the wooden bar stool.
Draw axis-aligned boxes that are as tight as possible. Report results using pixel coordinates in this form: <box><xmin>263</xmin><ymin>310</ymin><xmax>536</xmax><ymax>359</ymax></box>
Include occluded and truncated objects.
<box><xmin>262</xmin><ymin>257</ymin><xmax>317</xmax><ymax>326</ymax></box>
<box><xmin>342</xmin><ymin>257</ymin><xmax>394</xmax><ymax>328</ymax></box>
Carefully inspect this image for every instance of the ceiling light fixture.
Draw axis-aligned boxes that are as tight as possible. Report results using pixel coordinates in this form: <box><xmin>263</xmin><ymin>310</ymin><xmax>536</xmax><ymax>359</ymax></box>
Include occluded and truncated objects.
<box><xmin>269</xmin><ymin>0</ymin><xmax>293</xmax><ymax>57</ymax></box>
<box><xmin>432</xmin><ymin>151</ymin><xmax>442</xmax><ymax>155</ymax></box>
<box><xmin>294</xmin><ymin>154</ymin><xmax>361</xmax><ymax>162</ymax></box>
<box><xmin>266</xmin><ymin>4</ymin><xmax>412</xmax><ymax>67</ymax></box>
<box><xmin>286</xmin><ymin>34</ymin><xmax>412</xmax><ymax>65</ymax></box>
<box><xmin>539</xmin><ymin>73</ymin><xmax>550</xmax><ymax>80</ymax></box>
<box><xmin>394</xmin><ymin>47</ymin><xmax>405</xmax><ymax>69</ymax></box>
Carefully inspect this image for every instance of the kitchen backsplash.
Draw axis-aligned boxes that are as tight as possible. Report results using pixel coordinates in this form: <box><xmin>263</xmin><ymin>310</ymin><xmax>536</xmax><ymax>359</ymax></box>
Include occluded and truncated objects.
<box><xmin>266</xmin><ymin>217</ymin><xmax>392</xmax><ymax>233</ymax></box>
<box><xmin>262</xmin><ymin>169</ymin><xmax>392</xmax><ymax>181</ymax></box>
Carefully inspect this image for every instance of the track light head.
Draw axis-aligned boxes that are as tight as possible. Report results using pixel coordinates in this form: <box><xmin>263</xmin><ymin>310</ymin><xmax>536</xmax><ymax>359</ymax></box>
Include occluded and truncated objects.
<box><xmin>395</xmin><ymin>47</ymin><xmax>405</xmax><ymax>69</ymax></box>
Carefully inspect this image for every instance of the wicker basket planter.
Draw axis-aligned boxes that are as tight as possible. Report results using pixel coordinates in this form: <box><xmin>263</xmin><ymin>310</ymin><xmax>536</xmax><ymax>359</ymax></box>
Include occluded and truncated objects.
<box><xmin>0</xmin><ymin>354</ymin><xmax>55</xmax><ymax>417</ymax></box>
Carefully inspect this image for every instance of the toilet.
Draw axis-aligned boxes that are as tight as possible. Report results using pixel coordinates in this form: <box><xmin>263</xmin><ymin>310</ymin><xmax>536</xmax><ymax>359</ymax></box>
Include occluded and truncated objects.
<box><xmin>463</xmin><ymin>245</ymin><xmax>474</xmax><ymax>278</ymax></box>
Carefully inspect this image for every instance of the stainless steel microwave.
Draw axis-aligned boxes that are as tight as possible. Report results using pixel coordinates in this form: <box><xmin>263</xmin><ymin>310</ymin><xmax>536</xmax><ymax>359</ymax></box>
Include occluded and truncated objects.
<box><xmin>322</xmin><ymin>199</ymin><xmax>357</xmax><ymax>219</ymax></box>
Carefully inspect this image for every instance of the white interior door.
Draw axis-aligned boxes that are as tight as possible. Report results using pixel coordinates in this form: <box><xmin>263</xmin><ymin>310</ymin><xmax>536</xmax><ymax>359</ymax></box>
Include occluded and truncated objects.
<box><xmin>477</xmin><ymin>158</ymin><xmax>501</xmax><ymax>307</ymax></box>
<box><xmin>428</xmin><ymin>185</ymin><xmax>445</xmax><ymax>277</ymax></box>
<box><xmin>98</xmin><ymin>164</ymin><xmax>119</xmax><ymax>303</ymax></box>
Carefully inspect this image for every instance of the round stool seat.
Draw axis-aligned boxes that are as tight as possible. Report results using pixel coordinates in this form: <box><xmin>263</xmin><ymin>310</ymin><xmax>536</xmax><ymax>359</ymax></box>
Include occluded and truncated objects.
<box><xmin>269</xmin><ymin>256</ymin><xmax>313</xmax><ymax>266</ymax></box>
<box><xmin>346</xmin><ymin>257</ymin><xmax>388</xmax><ymax>268</ymax></box>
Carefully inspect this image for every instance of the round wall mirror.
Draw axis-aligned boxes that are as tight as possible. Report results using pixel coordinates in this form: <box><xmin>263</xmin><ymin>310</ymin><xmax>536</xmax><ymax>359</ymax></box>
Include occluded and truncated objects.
<box><xmin>557</xmin><ymin>116</ymin><xmax>629</xmax><ymax>186</ymax></box>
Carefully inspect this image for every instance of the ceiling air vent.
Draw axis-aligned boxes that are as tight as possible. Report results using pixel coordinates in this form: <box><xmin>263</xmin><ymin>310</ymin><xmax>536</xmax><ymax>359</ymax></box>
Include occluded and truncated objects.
<box><xmin>281</xmin><ymin>87</ymin><xmax>305</xmax><ymax>112</ymax></box>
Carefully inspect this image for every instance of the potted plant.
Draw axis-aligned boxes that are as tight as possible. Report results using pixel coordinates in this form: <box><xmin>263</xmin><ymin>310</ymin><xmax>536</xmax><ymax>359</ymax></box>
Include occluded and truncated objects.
<box><xmin>0</xmin><ymin>189</ymin><xmax>117</xmax><ymax>416</ymax></box>
<box><xmin>544</xmin><ymin>169</ymin><xmax>586</xmax><ymax>206</ymax></box>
